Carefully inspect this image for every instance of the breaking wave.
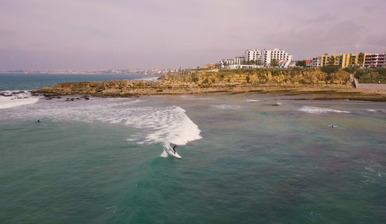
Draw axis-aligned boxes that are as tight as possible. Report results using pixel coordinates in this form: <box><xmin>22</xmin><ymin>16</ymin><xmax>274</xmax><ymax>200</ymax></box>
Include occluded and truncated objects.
<box><xmin>1</xmin><ymin>98</ymin><xmax>201</xmax><ymax>146</ymax></box>
<box><xmin>0</xmin><ymin>90</ymin><xmax>39</xmax><ymax>109</ymax></box>
<box><xmin>366</xmin><ymin>109</ymin><xmax>386</xmax><ymax>114</ymax></box>
<box><xmin>299</xmin><ymin>106</ymin><xmax>350</xmax><ymax>114</ymax></box>
<box><xmin>214</xmin><ymin>104</ymin><xmax>242</xmax><ymax>110</ymax></box>
<box><xmin>245</xmin><ymin>99</ymin><xmax>260</xmax><ymax>103</ymax></box>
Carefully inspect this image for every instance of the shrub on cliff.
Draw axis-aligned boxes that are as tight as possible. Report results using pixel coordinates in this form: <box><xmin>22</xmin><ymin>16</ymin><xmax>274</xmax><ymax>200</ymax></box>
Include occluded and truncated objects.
<box><xmin>354</xmin><ymin>68</ymin><xmax>386</xmax><ymax>83</ymax></box>
<box><xmin>191</xmin><ymin>73</ymin><xmax>199</xmax><ymax>83</ymax></box>
<box><xmin>321</xmin><ymin>65</ymin><xmax>339</xmax><ymax>75</ymax></box>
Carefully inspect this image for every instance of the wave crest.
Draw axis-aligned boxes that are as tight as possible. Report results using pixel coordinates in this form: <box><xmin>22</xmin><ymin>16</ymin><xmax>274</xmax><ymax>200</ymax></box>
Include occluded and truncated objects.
<box><xmin>299</xmin><ymin>106</ymin><xmax>350</xmax><ymax>114</ymax></box>
<box><xmin>0</xmin><ymin>90</ymin><xmax>39</xmax><ymax>109</ymax></box>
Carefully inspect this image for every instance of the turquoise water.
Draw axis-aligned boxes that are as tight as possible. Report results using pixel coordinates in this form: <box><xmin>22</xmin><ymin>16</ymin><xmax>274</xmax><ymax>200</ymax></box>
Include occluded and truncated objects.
<box><xmin>0</xmin><ymin>76</ymin><xmax>385</xmax><ymax>223</ymax></box>
<box><xmin>0</xmin><ymin>73</ymin><xmax>158</xmax><ymax>91</ymax></box>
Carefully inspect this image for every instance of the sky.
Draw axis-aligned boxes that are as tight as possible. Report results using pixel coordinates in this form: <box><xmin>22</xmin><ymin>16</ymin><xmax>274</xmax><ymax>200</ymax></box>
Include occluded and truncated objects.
<box><xmin>0</xmin><ymin>0</ymin><xmax>385</xmax><ymax>70</ymax></box>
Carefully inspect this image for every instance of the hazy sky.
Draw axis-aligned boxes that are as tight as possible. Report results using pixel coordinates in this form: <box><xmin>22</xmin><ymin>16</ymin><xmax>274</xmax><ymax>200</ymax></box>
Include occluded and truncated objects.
<box><xmin>1</xmin><ymin>0</ymin><xmax>385</xmax><ymax>70</ymax></box>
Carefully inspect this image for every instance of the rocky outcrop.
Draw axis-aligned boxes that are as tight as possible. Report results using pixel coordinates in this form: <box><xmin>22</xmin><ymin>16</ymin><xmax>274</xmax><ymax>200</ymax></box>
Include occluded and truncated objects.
<box><xmin>34</xmin><ymin>69</ymin><xmax>386</xmax><ymax>101</ymax></box>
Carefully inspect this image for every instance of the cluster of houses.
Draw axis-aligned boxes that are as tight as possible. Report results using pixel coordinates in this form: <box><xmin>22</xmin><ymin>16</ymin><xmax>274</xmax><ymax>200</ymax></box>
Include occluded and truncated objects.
<box><xmin>206</xmin><ymin>48</ymin><xmax>386</xmax><ymax>70</ymax></box>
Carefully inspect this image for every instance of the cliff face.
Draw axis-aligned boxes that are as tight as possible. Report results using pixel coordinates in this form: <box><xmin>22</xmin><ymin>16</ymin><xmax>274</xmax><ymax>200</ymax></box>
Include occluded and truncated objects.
<box><xmin>163</xmin><ymin>69</ymin><xmax>350</xmax><ymax>86</ymax></box>
<box><xmin>36</xmin><ymin>69</ymin><xmax>352</xmax><ymax>97</ymax></box>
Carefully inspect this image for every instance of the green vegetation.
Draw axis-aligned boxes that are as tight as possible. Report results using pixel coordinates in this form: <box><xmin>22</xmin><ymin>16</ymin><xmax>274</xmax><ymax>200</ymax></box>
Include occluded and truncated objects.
<box><xmin>353</xmin><ymin>68</ymin><xmax>386</xmax><ymax>84</ymax></box>
<box><xmin>191</xmin><ymin>73</ymin><xmax>199</xmax><ymax>83</ymax></box>
<box><xmin>321</xmin><ymin>65</ymin><xmax>339</xmax><ymax>75</ymax></box>
<box><xmin>343</xmin><ymin>67</ymin><xmax>386</xmax><ymax>83</ymax></box>
<box><xmin>296</xmin><ymin>60</ymin><xmax>307</xmax><ymax>67</ymax></box>
<box><xmin>271</xmin><ymin>59</ymin><xmax>279</xmax><ymax>67</ymax></box>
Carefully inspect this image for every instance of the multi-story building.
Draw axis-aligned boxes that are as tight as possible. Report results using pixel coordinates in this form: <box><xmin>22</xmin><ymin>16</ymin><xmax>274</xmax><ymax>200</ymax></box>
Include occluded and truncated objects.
<box><xmin>321</xmin><ymin>53</ymin><xmax>365</xmax><ymax>68</ymax></box>
<box><xmin>245</xmin><ymin>49</ymin><xmax>262</xmax><ymax>63</ymax></box>
<box><xmin>311</xmin><ymin>57</ymin><xmax>322</xmax><ymax>68</ymax></box>
<box><xmin>262</xmin><ymin>48</ymin><xmax>293</xmax><ymax>67</ymax></box>
<box><xmin>220</xmin><ymin>48</ymin><xmax>292</xmax><ymax>68</ymax></box>
<box><xmin>220</xmin><ymin>56</ymin><xmax>245</xmax><ymax>66</ymax></box>
<box><xmin>220</xmin><ymin>59</ymin><xmax>234</xmax><ymax>66</ymax></box>
<box><xmin>364</xmin><ymin>53</ymin><xmax>386</xmax><ymax>68</ymax></box>
<box><xmin>234</xmin><ymin>56</ymin><xmax>245</xmax><ymax>65</ymax></box>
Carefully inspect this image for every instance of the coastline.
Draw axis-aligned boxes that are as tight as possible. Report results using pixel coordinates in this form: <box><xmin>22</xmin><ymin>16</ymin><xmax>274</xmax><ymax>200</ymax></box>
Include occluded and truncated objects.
<box><xmin>33</xmin><ymin>82</ymin><xmax>386</xmax><ymax>102</ymax></box>
<box><xmin>33</xmin><ymin>70</ymin><xmax>386</xmax><ymax>102</ymax></box>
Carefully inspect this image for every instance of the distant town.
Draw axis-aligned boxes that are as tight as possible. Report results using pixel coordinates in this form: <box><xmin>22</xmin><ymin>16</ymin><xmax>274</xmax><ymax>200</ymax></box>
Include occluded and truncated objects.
<box><xmin>206</xmin><ymin>48</ymin><xmax>386</xmax><ymax>70</ymax></box>
<box><xmin>0</xmin><ymin>68</ymin><xmax>178</xmax><ymax>75</ymax></box>
<box><xmin>2</xmin><ymin>48</ymin><xmax>385</xmax><ymax>74</ymax></box>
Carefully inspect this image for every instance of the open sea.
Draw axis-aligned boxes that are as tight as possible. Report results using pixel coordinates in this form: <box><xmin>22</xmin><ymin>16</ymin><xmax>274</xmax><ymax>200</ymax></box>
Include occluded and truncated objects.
<box><xmin>0</xmin><ymin>73</ymin><xmax>385</xmax><ymax>223</ymax></box>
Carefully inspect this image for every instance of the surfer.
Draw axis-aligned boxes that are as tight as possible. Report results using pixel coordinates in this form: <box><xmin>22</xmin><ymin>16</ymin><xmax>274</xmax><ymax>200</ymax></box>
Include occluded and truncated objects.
<box><xmin>36</xmin><ymin>119</ymin><xmax>41</xmax><ymax>123</ymax></box>
<box><xmin>172</xmin><ymin>144</ymin><xmax>178</xmax><ymax>153</ymax></box>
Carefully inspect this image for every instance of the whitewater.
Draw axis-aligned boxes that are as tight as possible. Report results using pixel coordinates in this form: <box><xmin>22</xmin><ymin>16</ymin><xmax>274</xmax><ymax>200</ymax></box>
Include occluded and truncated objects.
<box><xmin>0</xmin><ymin>91</ymin><xmax>39</xmax><ymax>109</ymax></box>
<box><xmin>0</xmin><ymin>96</ymin><xmax>202</xmax><ymax>151</ymax></box>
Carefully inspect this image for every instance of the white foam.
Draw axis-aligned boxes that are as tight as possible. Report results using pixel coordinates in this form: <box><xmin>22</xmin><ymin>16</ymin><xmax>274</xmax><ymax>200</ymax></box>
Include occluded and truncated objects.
<box><xmin>214</xmin><ymin>104</ymin><xmax>242</xmax><ymax>110</ymax></box>
<box><xmin>0</xmin><ymin>91</ymin><xmax>39</xmax><ymax>109</ymax></box>
<box><xmin>367</xmin><ymin>109</ymin><xmax>386</xmax><ymax>113</ymax></box>
<box><xmin>160</xmin><ymin>150</ymin><xmax>169</xmax><ymax>158</ymax></box>
<box><xmin>2</xmin><ymin>98</ymin><xmax>201</xmax><ymax>146</ymax></box>
<box><xmin>245</xmin><ymin>99</ymin><xmax>260</xmax><ymax>103</ymax></box>
<box><xmin>133</xmin><ymin>76</ymin><xmax>159</xmax><ymax>81</ymax></box>
<box><xmin>299</xmin><ymin>106</ymin><xmax>350</xmax><ymax>114</ymax></box>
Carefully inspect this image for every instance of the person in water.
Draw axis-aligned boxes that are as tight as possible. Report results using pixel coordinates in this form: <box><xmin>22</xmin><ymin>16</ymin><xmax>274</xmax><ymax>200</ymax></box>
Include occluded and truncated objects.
<box><xmin>36</xmin><ymin>119</ymin><xmax>40</xmax><ymax>123</ymax></box>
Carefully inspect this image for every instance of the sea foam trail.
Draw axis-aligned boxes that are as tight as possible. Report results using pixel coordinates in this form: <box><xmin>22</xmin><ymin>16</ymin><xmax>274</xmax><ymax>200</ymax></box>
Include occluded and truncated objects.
<box><xmin>367</xmin><ymin>109</ymin><xmax>386</xmax><ymax>114</ymax></box>
<box><xmin>245</xmin><ymin>99</ymin><xmax>260</xmax><ymax>103</ymax></box>
<box><xmin>214</xmin><ymin>104</ymin><xmax>242</xmax><ymax>110</ymax></box>
<box><xmin>0</xmin><ymin>91</ymin><xmax>39</xmax><ymax>109</ymax></box>
<box><xmin>299</xmin><ymin>106</ymin><xmax>350</xmax><ymax>114</ymax></box>
<box><xmin>3</xmin><ymin>98</ymin><xmax>201</xmax><ymax>146</ymax></box>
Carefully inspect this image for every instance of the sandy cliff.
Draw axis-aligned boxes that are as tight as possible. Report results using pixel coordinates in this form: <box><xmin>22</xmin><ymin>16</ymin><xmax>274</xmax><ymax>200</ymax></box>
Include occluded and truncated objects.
<box><xmin>35</xmin><ymin>69</ymin><xmax>386</xmax><ymax>101</ymax></box>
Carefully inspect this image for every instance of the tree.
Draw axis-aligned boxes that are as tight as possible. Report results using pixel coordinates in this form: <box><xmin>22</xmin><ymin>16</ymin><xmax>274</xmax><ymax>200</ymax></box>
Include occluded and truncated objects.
<box><xmin>271</xmin><ymin>59</ymin><xmax>279</xmax><ymax>67</ymax></box>
<box><xmin>296</xmin><ymin>60</ymin><xmax>307</xmax><ymax>67</ymax></box>
<box><xmin>321</xmin><ymin>65</ymin><xmax>339</xmax><ymax>75</ymax></box>
<box><xmin>358</xmin><ymin>52</ymin><xmax>365</xmax><ymax>66</ymax></box>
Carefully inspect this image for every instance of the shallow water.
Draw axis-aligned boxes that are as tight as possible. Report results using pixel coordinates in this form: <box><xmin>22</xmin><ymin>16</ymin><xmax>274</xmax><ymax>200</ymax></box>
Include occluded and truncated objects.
<box><xmin>1</xmin><ymin>88</ymin><xmax>385</xmax><ymax>223</ymax></box>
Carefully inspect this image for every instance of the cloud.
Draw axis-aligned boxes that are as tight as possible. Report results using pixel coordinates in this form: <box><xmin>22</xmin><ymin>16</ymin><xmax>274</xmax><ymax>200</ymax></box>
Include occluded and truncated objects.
<box><xmin>0</xmin><ymin>0</ymin><xmax>385</xmax><ymax>70</ymax></box>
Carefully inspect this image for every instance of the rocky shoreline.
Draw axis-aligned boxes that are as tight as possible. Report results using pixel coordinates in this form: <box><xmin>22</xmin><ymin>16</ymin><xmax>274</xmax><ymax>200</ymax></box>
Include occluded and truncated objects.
<box><xmin>33</xmin><ymin>69</ymin><xmax>386</xmax><ymax>101</ymax></box>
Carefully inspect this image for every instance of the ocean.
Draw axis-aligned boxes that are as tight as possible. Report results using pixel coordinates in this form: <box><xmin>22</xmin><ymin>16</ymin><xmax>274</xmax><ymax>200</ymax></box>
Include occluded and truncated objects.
<box><xmin>0</xmin><ymin>74</ymin><xmax>385</xmax><ymax>223</ymax></box>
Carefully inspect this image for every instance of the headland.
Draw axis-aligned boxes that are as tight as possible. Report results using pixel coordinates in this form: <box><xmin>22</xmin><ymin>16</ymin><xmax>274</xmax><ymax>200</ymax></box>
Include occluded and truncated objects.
<box><xmin>34</xmin><ymin>69</ymin><xmax>386</xmax><ymax>101</ymax></box>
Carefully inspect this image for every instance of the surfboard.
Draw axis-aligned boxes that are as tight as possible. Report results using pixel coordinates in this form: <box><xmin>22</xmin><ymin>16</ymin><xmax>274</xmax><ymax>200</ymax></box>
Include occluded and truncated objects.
<box><xmin>163</xmin><ymin>144</ymin><xmax>182</xmax><ymax>159</ymax></box>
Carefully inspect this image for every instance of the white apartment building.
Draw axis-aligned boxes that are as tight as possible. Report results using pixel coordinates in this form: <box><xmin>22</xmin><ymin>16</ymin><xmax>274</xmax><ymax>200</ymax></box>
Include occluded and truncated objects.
<box><xmin>220</xmin><ymin>48</ymin><xmax>293</xmax><ymax>68</ymax></box>
<box><xmin>220</xmin><ymin>56</ymin><xmax>245</xmax><ymax>66</ymax></box>
<box><xmin>262</xmin><ymin>48</ymin><xmax>293</xmax><ymax>67</ymax></box>
<box><xmin>233</xmin><ymin>56</ymin><xmax>245</xmax><ymax>65</ymax></box>
<box><xmin>245</xmin><ymin>49</ymin><xmax>262</xmax><ymax>62</ymax></box>
<box><xmin>311</xmin><ymin>57</ymin><xmax>322</xmax><ymax>68</ymax></box>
